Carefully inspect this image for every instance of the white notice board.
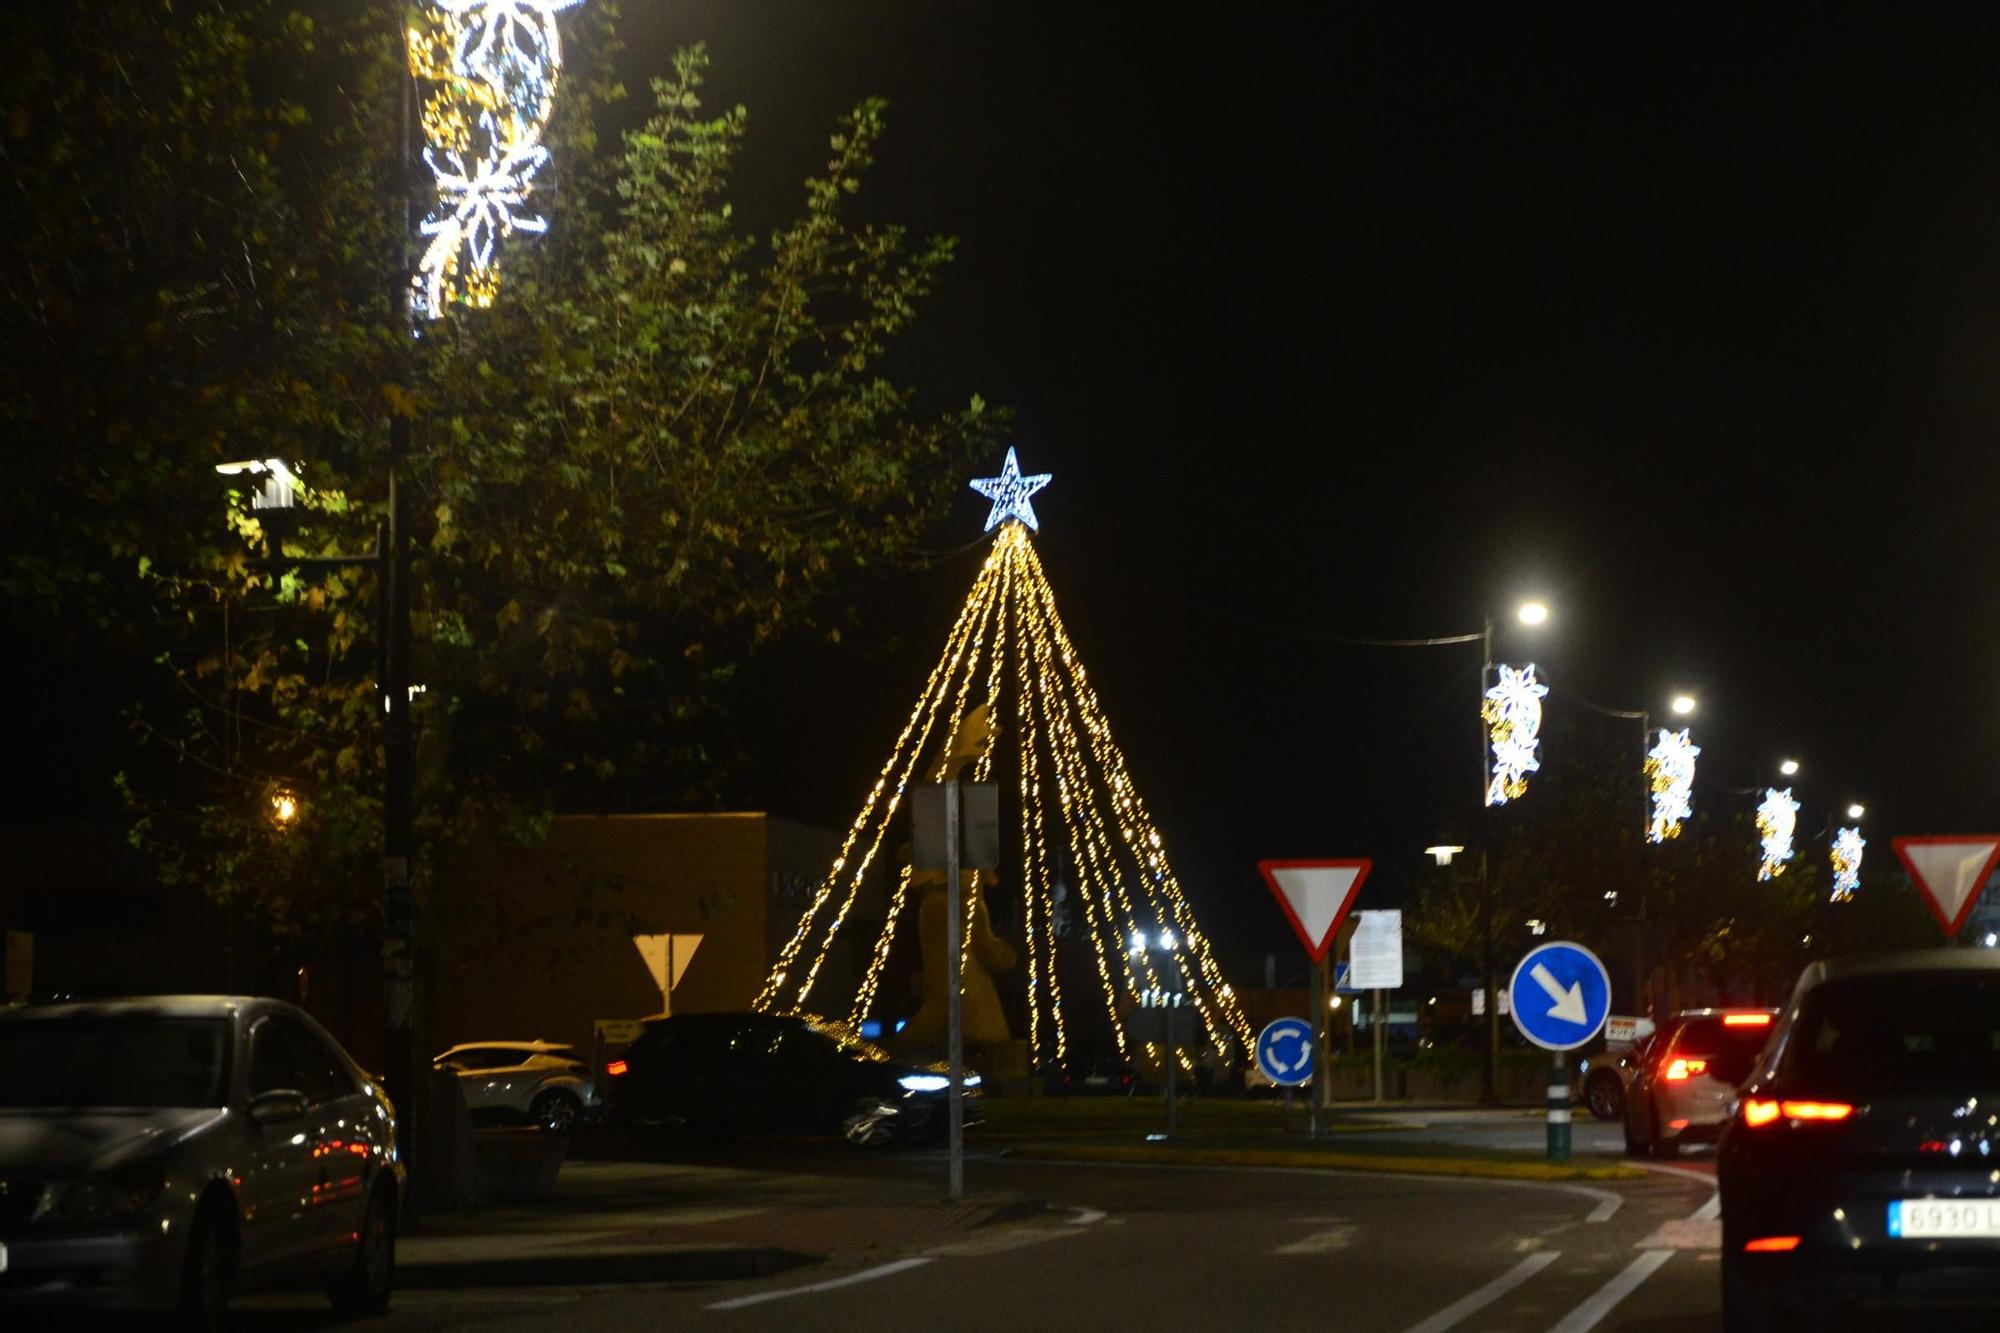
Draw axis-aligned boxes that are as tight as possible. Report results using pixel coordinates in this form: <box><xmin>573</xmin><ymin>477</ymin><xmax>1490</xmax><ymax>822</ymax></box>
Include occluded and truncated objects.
<box><xmin>1347</xmin><ymin>910</ymin><xmax>1403</xmax><ymax>990</ymax></box>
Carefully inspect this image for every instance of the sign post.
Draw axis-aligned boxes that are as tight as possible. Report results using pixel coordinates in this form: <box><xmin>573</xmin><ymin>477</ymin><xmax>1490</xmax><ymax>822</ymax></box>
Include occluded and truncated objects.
<box><xmin>913</xmin><ymin>780</ymin><xmax>999</xmax><ymax>1200</ymax></box>
<box><xmin>1257</xmin><ymin>860</ymin><xmax>1372</xmax><ymax>1136</ymax></box>
<box><xmin>1507</xmin><ymin>940</ymin><xmax>1612</xmax><ymax>1162</ymax></box>
<box><xmin>1348</xmin><ymin>910</ymin><xmax>1403</xmax><ymax>1102</ymax></box>
<box><xmin>1891</xmin><ymin>837</ymin><xmax>2000</xmax><ymax>940</ymax></box>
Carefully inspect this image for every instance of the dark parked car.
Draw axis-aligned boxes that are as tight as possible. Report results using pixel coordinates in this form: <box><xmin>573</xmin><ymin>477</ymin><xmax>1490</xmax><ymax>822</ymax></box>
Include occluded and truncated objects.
<box><xmin>608</xmin><ymin>1012</ymin><xmax>981</xmax><ymax>1147</ymax></box>
<box><xmin>1718</xmin><ymin>951</ymin><xmax>2000</xmax><ymax>1330</ymax></box>
<box><xmin>1623</xmin><ymin>1007</ymin><xmax>1777</xmax><ymax>1157</ymax></box>
<box><xmin>0</xmin><ymin>996</ymin><xmax>402</xmax><ymax>1328</ymax></box>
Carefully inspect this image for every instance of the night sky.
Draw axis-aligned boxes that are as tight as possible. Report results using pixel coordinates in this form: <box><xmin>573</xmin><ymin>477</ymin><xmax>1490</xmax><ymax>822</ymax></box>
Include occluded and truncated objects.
<box><xmin>644</xmin><ymin>5</ymin><xmax>2000</xmax><ymax>962</ymax></box>
<box><xmin>16</xmin><ymin>7</ymin><xmax>2000</xmax><ymax>971</ymax></box>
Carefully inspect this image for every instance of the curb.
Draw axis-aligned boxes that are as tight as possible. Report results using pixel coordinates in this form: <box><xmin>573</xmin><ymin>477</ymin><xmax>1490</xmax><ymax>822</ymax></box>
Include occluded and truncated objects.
<box><xmin>1006</xmin><ymin>1142</ymin><xmax>1647</xmax><ymax>1182</ymax></box>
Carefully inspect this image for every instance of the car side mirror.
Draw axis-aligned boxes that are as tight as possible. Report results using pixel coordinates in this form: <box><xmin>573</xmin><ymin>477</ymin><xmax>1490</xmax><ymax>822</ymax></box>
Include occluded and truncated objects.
<box><xmin>249</xmin><ymin>1089</ymin><xmax>309</xmax><ymax>1125</ymax></box>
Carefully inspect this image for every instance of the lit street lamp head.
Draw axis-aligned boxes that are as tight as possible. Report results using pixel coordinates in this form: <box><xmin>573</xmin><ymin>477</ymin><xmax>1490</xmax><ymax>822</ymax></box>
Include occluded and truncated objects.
<box><xmin>1516</xmin><ymin>600</ymin><xmax>1550</xmax><ymax>626</ymax></box>
<box><xmin>1670</xmin><ymin>694</ymin><xmax>1697</xmax><ymax>717</ymax></box>
<box><xmin>270</xmin><ymin>788</ymin><xmax>300</xmax><ymax>829</ymax></box>
<box><xmin>1779</xmin><ymin>758</ymin><xmax>1800</xmax><ymax>776</ymax></box>
<box><xmin>1847</xmin><ymin>803</ymin><xmax>1866</xmax><ymax>820</ymax></box>
<box><xmin>1425</xmin><ymin>844</ymin><xmax>1465</xmax><ymax>866</ymax></box>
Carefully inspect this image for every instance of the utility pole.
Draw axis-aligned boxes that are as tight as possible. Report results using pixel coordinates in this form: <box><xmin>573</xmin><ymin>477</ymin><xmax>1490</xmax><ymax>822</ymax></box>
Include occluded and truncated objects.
<box><xmin>1479</xmin><ymin>618</ymin><xmax>1500</xmax><ymax>1105</ymax></box>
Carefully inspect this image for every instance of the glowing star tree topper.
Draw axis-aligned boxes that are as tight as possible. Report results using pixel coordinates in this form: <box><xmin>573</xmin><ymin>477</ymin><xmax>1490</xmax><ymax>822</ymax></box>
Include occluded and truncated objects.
<box><xmin>1755</xmin><ymin>786</ymin><xmax>1800</xmax><ymax>880</ymax></box>
<box><xmin>1829</xmin><ymin>826</ymin><xmax>1865</xmax><ymax>902</ymax></box>
<box><xmin>969</xmin><ymin>447</ymin><xmax>1053</xmax><ymax>532</ymax></box>
<box><xmin>1645</xmin><ymin>727</ymin><xmax>1699</xmax><ymax>843</ymax></box>
<box><xmin>406</xmin><ymin>0</ymin><xmax>585</xmax><ymax>320</ymax></box>
<box><xmin>1482</xmin><ymin>663</ymin><xmax>1549</xmax><ymax>806</ymax></box>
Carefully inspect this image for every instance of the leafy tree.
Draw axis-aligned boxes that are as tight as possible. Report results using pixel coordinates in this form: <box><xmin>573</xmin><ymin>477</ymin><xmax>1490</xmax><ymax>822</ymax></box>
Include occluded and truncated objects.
<box><xmin>3</xmin><ymin>6</ymin><xmax>1003</xmax><ymax>949</ymax></box>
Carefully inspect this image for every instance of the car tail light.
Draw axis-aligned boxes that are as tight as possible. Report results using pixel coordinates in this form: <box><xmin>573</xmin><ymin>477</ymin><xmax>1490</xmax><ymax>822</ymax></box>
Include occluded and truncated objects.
<box><xmin>1743</xmin><ymin>1235</ymin><xmax>1801</xmax><ymax>1252</ymax></box>
<box><xmin>606</xmin><ymin>1059</ymin><xmax>629</xmax><ymax>1077</ymax></box>
<box><xmin>1664</xmin><ymin>1058</ymin><xmax>1708</xmax><ymax>1081</ymax></box>
<box><xmin>1742</xmin><ymin>1097</ymin><xmax>1853</xmax><ymax>1127</ymax></box>
<box><xmin>1724</xmin><ymin>1013</ymin><xmax>1772</xmax><ymax>1027</ymax></box>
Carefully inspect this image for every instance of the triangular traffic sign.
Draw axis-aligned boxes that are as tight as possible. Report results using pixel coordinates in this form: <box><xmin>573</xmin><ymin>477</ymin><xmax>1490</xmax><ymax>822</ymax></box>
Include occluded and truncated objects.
<box><xmin>1892</xmin><ymin>836</ymin><xmax>2000</xmax><ymax>939</ymax></box>
<box><xmin>1258</xmin><ymin>859</ymin><xmax>1372</xmax><ymax>962</ymax></box>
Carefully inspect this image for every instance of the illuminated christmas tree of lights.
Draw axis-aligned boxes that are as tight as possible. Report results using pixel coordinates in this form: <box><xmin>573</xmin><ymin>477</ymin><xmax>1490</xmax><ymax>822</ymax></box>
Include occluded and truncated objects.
<box><xmin>1829</xmin><ymin>826</ymin><xmax>1865</xmax><ymax>902</ymax></box>
<box><xmin>1754</xmin><ymin>787</ymin><xmax>1799</xmax><ymax>880</ymax></box>
<box><xmin>753</xmin><ymin>458</ymin><xmax>1253</xmax><ymax>1070</ymax></box>
<box><xmin>1645</xmin><ymin>727</ymin><xmax>1699</xmax><ymax>843</ymax></box>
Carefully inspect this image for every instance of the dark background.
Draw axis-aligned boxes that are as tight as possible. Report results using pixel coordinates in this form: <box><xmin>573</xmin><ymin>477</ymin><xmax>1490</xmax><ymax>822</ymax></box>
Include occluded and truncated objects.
<box><xmin>15</xmin><ymin>5</ymin><xmax>2000</xmax><ymax>970</ymax></box>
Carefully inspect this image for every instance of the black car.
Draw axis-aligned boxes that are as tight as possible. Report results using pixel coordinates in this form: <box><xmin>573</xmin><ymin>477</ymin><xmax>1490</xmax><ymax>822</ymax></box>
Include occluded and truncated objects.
<box><xmin>607</xmin><ymin>1012</ymin><xmax>982</xmax><ymax>1147</ymax></box>
<box><xmin>1718</xmin><ymin>951</ymin><xmax>2000</xmax><ymax>1330</ymax></box>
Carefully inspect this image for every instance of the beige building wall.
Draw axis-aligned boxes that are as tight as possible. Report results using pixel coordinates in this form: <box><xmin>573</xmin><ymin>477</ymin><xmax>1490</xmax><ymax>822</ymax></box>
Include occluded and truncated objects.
<box><xmin>433</xmin><ymin>813</ymin><xmax>845</xmax><ymax>1056</ymax></box>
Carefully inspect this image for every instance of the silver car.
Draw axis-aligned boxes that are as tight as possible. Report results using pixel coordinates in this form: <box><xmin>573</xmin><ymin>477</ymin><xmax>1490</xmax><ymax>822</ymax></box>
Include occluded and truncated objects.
<box><xmin>435</xmin><ymin>1040</ymin><xmax>600</xmax><ymax>1131</ymax></box>
<box><xmin>0</xmin><ymin>996</ymin><xmax>402</xmax><ymax>1326</ymax></box>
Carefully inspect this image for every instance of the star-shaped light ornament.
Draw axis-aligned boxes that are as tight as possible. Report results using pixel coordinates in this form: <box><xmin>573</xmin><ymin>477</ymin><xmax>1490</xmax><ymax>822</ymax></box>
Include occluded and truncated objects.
<box><xmin>970</xmin><ymin>448</ymin><xmax>1053</xmax><ymax>532</ymax></box>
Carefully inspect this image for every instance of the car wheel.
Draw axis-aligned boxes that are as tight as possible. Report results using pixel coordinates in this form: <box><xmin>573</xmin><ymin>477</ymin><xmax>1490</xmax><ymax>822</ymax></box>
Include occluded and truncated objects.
<box><xmin>175</xmin><ymin>1197</ymin><xmax>236</xmax><ymax>1333</ymax></box>
<box><xmin>327</xmin><ymin>1181</ymin><xmax>396</xmax><ymax>1317</ymax></box>
<box><xmin>842</xmin><ymin>1096</ymin><xmax>901</xmax><ymax>1148</ymax></box>
<box><xmin>532</xmin><ymin>1088</ymin><xmax>582</xmax><ymax>1134</ymax></box>
<box><xmin>1585</xmin><ymin>1071</ymin><xmax>1624</xmax><ymax>1122</ymax></box>
<box><xmin>1721</xmin><ymin>1253</ymin><xmax>1792</xmax><ymax>1332</ymax></box>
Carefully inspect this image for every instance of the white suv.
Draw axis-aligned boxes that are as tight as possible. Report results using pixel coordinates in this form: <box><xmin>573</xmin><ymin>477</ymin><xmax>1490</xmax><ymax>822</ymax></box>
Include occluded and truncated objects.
<box><xmin>434</xmin><ymin>1041</ymin><xmax>600</xmax><ymax>1132</ymax></box>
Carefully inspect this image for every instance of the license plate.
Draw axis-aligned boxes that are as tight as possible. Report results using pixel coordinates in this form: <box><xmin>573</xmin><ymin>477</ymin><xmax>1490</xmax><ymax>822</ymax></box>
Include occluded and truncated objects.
<box><xmin>1889</xmin><ymin>1199</ymin><xmax>2000</xmax><ymax>1238</ymax></box>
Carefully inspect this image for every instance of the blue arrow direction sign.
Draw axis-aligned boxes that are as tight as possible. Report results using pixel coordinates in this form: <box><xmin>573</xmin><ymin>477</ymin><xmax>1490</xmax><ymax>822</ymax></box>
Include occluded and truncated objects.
<box><xmin>1255</xmin><ymin>1017</ymin><xmax>1315</xmax><ymax>1087</ymax></box>
<box><xmin>1507</xmin><ymin>941</ymin><xmax>1612</xmax><ymax>1052</ymax></box>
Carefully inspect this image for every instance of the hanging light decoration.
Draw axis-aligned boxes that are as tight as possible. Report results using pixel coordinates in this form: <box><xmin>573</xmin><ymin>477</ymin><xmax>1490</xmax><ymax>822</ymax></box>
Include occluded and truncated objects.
<box><xmin>406</xmin><ymin>0</ymin><xmax>585</xmax><ymax>319</ymax></box>
<box><xmin>1482</xmin><ymin>664</ymin><xmax>1549</xmax><ymax>806</ymax></box>
<box><xmin>1645</xmin><ymin>727</ymin><xmax>1699</xmax><ymax>843</ymax></box>
<box><xmin>1754</xmin><ymin>787</ymin><xmax>1799</xmax><ymax>880</ymax></box>
<box><xmin>1829</xmin><ymin>826</ymin><xmax>1865</xmax><ymax>902</ymax></box>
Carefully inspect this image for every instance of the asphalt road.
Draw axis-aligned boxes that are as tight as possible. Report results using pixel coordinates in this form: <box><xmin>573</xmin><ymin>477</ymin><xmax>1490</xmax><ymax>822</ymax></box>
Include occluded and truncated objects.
<box><xmin>222</xmin><ymin>1116</ymin><xmax>1993</xmax><ymax>1332</ymax></box>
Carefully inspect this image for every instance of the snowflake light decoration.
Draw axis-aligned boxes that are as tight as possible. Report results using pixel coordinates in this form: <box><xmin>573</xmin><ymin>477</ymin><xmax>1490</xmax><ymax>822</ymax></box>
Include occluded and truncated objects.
<box><xmin>406</xmin><ymin>0</ymin><xmax>583</xmax><ymax>319</ymax></box>
<box><xmin>1645</xmin><ymin>727</ymin><xmax>1699</xmax><ymax>843</ymax></box>
<box><xmin>1482</xmin><ymin>663</ymin><xmax>1549</xmax><ymax>806</ymax></box>
<box><xmin>970</xmin><ymin>447</ymin><xmax>1053</xmax><ymax>532</ymax></box>
<box><xmin>1755</xmin><ymin>786</ymin><xmax>1799</xmax><ymax>880</ymax></box>
<box><xmin>1829</xmin><ymin>826</ymin><xmax>1865</xmax><ymax>902</ymax></box>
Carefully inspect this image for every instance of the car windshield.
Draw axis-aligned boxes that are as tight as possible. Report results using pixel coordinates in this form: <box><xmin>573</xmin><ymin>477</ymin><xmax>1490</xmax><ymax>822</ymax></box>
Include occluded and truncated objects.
<box><xmin>0</xmin><ymin>1014</ymin><xmax>231</xmax><ymax>1108</ymax></box>
<box><xmin>1783</xmin><ymin>973</ymin><xmax>2000</xmax><ymax>1095</ymax></box>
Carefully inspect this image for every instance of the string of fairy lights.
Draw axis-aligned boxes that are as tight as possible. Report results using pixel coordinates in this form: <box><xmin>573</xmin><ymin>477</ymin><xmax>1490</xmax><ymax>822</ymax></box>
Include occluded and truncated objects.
<box><xmin>755</xmin><ymin>472</ymin><xmax>1251</xmax><ymax>1068</ymax></box>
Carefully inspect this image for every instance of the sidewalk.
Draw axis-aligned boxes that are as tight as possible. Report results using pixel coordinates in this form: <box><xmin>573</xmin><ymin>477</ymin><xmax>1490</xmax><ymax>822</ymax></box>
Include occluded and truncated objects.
<box><xmin>399</xmin><ymin>1158</ymin><xmax>1037</xmax><ymax>1288</ymax></box>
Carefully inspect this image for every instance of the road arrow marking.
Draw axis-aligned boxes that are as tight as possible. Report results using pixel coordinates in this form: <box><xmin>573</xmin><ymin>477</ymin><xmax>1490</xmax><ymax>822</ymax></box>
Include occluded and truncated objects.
<box><xmin>1530</xmin><ymin>963</ymin><xmax>1589</xmax><ymax>1024</ymax></box>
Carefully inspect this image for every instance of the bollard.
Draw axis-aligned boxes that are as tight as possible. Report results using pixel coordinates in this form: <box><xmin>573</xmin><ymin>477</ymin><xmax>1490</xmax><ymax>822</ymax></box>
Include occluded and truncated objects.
<box><xmin>1547</xmin><ymin>1051</ymin><xmax>1572</xmax><ymax>1161</ymax></box>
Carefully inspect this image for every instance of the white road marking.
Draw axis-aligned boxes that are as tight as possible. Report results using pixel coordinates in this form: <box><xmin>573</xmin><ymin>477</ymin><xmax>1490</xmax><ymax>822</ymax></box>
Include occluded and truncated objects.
<box><xmin>925</xmin><ymin>1227</ymin><xmax>1089</xmax><ymax>1258</ymax></box>
<box><xmin>704</xmin><ymin>1257</ymin><xmax>934</xmax><ymax>1311</ymax></box>
<box><xmin>1068</xmin><ymin>1206</ymin><xmax>1107</xmax><ymax>1226</ymax></box>
<box><xmin>1397</xmin><ymin>1251</ymin><xmax>1562</xmax><ymax>1333</ymax></box>
<box><xmin>1633</xmin><ymin>1217</ymin><xmax>1721</xmax><ymax>1250</ymax></box>
<box><xmin>1544</xmin><ymin>1249</ymin><xmax>1675</xmax><ymax>1332</ymax></box>
<box><xmin>1274</xmin><ymin>1221</ymin><xmax>1357</xmax><ymax>1254</ymax></box>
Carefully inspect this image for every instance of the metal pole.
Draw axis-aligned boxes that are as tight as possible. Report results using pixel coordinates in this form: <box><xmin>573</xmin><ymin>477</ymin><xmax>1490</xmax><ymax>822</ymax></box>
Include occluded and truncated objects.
<box><xmin>1546</xmin><ymin>1049</ymin><xmax>1572</xmax><ymax>1161</ymax></box>
<box><xmin>1315</xmin><ymin>953</ymin><xmax>1333</xmax><ymax>1118</ymax></box>
<box><xmin>1371</xmin><ymin>987</ymin><xmax>1386</xmax><ymax>1102</ymax></box>
<box><xmin>381</xmin><ymin>464</ymin><xmax>417</xmax><ymax>1155</ymax></box>
<box><xmin>1480</xmin><ymin>619</ymin><xmax>1499</xmax><ymax>1105</ymax></box>
<box><xmin>945</xmin><ymin>779</ymin><xmax>964</xmax><ymax>1201</ymax></box>
<box><xmin>1308</xmin><ymin>959</ymin><xmax>1324</xmax><ymax>1136</ymax></box>
<box><xmin>1164</xmin><ymin>998</ymin><xmax>1177</xmax><ymax>1139</ymax></box>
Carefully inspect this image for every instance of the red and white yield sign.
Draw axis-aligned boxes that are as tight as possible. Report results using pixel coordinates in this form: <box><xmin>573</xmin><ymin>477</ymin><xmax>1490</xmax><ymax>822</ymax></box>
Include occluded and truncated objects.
<box><xmin>1892</xmin><ymin>836</ymin><xmax>2000</xmax><ymax>939</ymax></box>
<box><xmin>1258</xmin><ymin>859</ymin><xmax>1373</xmax><ymax>961</ymax></box>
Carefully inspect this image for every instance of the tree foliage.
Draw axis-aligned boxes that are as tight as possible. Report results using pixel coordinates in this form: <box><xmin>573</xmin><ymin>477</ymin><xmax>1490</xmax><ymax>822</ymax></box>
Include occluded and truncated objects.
<box><xmin>3</xmin><ymin>4</ymin><xmax>1002</xmax><ymax>934</ymax></box>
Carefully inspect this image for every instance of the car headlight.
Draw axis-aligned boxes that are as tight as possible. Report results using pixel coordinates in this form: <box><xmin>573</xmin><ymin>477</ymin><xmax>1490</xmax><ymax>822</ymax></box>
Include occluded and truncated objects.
<box><xmin>898</xmin><ymin>1074</ymin><xmax>949</xmax><ymax>1093</ymax></box>
<box><xmin>54</xmin><ymin>1162</ymin><xmax>167</xmax><ymax>1225</ymax></box>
